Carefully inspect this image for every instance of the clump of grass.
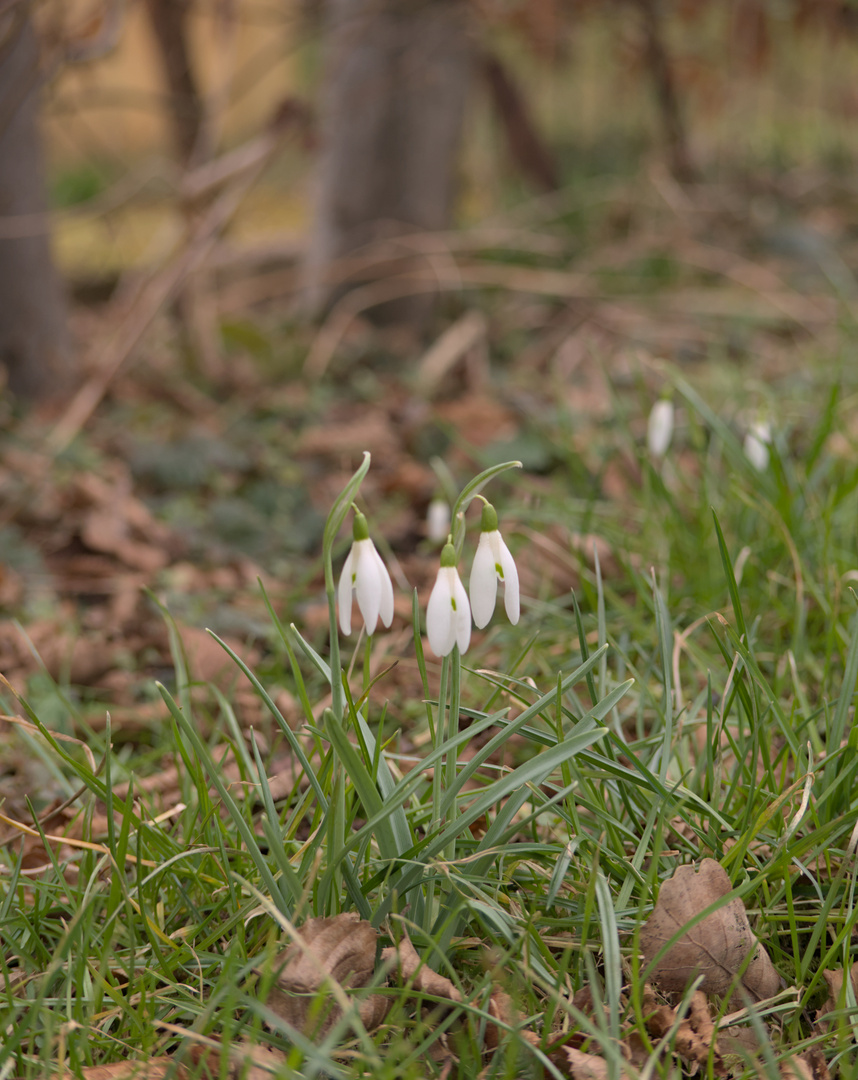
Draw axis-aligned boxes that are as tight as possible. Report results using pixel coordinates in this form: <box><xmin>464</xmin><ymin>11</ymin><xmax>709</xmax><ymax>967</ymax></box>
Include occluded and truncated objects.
<box><xmin>2</xmin><ymin>362</ymin><xmax>858</xmax><ymax>1079</ymax></box>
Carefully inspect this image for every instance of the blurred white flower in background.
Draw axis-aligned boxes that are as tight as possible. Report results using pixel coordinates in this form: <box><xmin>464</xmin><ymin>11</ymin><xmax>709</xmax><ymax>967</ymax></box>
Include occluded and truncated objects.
<box><xmin>647</xmin><ymin>398</ymin><xmax>675</xmax><ymax>458</ymax></box>
<box><xmin>426</xmin><ymin>497</ymin><xmax>451</xmax><ymax>543</ymax></box>
<box><xmin>744</xmin><ymin>419</ymin><xmax>772</xmax><ymax>471</ymax></box>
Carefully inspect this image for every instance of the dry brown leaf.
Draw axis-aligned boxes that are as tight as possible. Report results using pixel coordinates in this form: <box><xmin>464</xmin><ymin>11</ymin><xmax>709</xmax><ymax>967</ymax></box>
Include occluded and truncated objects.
<box><xmin>815</xmin><ymin>961</ymin><xmax>858</xmax><ymax>1029</ymax></box>
<box><xmin>640</xmin><ymin>859</ymin><xmax>780</xmax><ymax>1002</ymax></box>
<box><xmin>556</xmin><ymin>1046</ymin><xmax>611</xmax><ymax>1079</ymax></box>
<box><xmin>260</xmin><ymin>913</ymin><xmax>389</xmax><ymax>1037</ymax></box>
<box><xmin>432</xmin><ymin>393</ymin><xmax>519</xmax><ymax>447</ymax></box>
<box><xmin>624</xmin><ymin>1029</ymin><xmax>650</xmax><ymax>1069</ymax></box>
<box><xmin>54</xmin><ymin>1039</ymin><xmax>287</xmax><ymax>1080</ymax></box>
<box><xmin>644</xmin><ymin>987</ymin><xmax>728</xmax><ymax>1076</ymax></box>
<box><xmin>298</xmin><ymin>407</ymin><xmax>400</xmax><ymax>460</ymax></box>
<box><xmin>177</xmin><ymin>623</ymin><xmax>261</xmax><ymax>686</ymax></box>
<box><xmin>80</xmin><ymin>504</ymin><xmax>168</xmax><ymax>572</ymax></box>
<box><xmin>779</xmin><ymin>1048</ymin><xmax>831</xmax><ymax>1080</ymax></box>
<box><xmin>381</xmin><ymin>931</ymin><xmax>462</xmax><ymax>1003</ymax></box>
<box><xmin>74</xmin><ymin>470</ymin><xmax>172</xmax><ymax>573</ymax></box>
<box><xmin>483</xmin><ymin>989</ymin><xmax>542</xmax><ymax>1052</ymax></box>
<box><xmin>188</xmin><ymin>1038</ymin><xmax>288</xmax><ymax>1079</ymax></box>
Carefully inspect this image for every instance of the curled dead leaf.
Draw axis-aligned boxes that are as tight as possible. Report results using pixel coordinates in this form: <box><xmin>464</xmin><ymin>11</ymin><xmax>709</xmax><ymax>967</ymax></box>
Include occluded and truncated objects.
<box><xmin>483</xmin><ymin>989</ymin><xmax>542</xmax><ymax>1053</ymax></box>
<box><xmin>640</xmin><ymin>859</ymin><xmax>780</xmax><ymax>1002</ymax></box>
<box><xmin>260</xmin><ymin>912</ymin><xmax>389</xmax><ymax>1037</ymax></box>
<box><xmin>644</xmin><ymin>987</ymin><xmax>728</xmax><ymax>1076</ymax></box>
<box><xmin>381</xmin><ymin>931</ymin><xmax>462</xmax><ymax>1003</ymax></box>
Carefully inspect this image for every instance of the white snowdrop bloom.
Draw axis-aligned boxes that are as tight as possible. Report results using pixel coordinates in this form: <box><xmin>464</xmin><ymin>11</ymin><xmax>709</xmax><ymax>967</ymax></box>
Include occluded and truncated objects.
<box><xmin>647</xmin><ymin>398</ymin><xmax>674</xmax><ymax>458</ymax></box>
<box><xmin>337</xmin><ymin>512</ymin><xmax>394</xmax><ymax>636</ymax></box>
<box><xmin>426</xmin><ymin>542</ymin><xmax>471</xmax><ymax>656</ymax></box>
<box><xmin>744</xmin><ymin>419</ymin><xmax>772</xmax><ymax>472</ymax></box>
<box><xmin>469</xmin><ymin>502</ymin><xmax>520</xmax><ymax>630</ymax></box>
<box><xmin>426</xmin><ymin>497</ymin><xmax>451</xmax><ymax>543</ymax></box>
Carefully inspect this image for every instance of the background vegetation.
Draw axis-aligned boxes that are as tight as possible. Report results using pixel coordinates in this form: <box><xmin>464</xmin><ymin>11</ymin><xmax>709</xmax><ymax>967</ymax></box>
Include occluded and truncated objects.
<box><xmin>2</xmin><ymin>2</ymin><xmax>858</xmax><ymax>1077</ymax></box>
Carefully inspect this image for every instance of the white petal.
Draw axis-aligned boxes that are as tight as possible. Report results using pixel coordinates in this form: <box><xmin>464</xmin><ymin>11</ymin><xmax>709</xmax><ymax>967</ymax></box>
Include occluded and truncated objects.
<box><xmin>647</xmin><ymin>400</ymin><xmax>674</xmax><ymax>457</ymax></box>
<box><xmin>426</xmin><ymin>567</ymin><xmax>456</xmax><ymax>656</ymax></box>
<box><xmin>744</xmin><ymin>425</ymin><xmax>770</xmax><ymax>471</ymax></box>
<box><xmin>426</xmin><ymin>499</ymin><xmax>451</xmax><ymax>543</ymax></box>
<box><xmin>470</xmin><ymin>532</ymin><xmax>498</xmax><ymax>629</ymax></box>
<box><xmin>369</xmin><ymin>541</ymin><xmax>395</xmax><ymax>629</ymax></box>
<box><xmin>451</xmin><ymin>571</ymin><xmax>471</xmax><ymax>653</ymax></box>
<box><xmin>496</xmin><ymin>535</ymin><xmax>520</xmax><ymax>625</ymax></box>
<box><xmin>354</xmin><ymin>540</ymin><xmax>381</xmax><ymax>636</ymax></box>
<box><xmin>337</xmin><ymin>546</ymin><xmax>355</xmax><ymax>635</ymax></box>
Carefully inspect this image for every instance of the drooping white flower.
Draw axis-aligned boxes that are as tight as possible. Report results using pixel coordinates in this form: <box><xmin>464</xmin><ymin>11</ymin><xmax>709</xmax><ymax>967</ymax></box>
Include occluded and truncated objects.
<box><xmin>744</xmin><ymin>419</ymin><xmax>772</xmax><ymax>472</ymax></box>
<box><xmin>469</xmin><ymin>502</ymin><xmax>520</xmax><ymax>630</ymax></box>
<box><xmin>426</xmin><ymin>497</ymin><xmax>451</xmax><ymax>543</ymax></box>
<box><xmin>337</xmin><ymin>511</ymin><xmax>394</xmax><ymax>636</ymax></box>
<box><xmin>647</xmin><ymin>398</ymin><xmax>674</xmax><ymax>458</ymax></box>
<box><xmin>426</xmin><ymin>542</ymin><xmax>471</xmax><ymax>656</ymax></box>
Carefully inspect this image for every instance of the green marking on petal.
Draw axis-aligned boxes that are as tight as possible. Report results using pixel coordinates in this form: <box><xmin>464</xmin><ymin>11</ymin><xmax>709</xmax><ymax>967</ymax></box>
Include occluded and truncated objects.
<box><xmin>495</xmin><ymin>562</ymin><xmax>503</xmax><ymax>577</ymax></box>
<box><xmin>451</xmin><ymin>597</ymin><xmax>457</xmax><ymax>611</ymax></box>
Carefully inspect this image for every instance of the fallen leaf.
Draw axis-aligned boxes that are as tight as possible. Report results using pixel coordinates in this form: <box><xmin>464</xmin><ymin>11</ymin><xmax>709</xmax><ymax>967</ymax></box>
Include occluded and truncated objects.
<box><xmin>780</xmin><ymin>1048</ymin><xmax>831</xmax><ymax>1080</ymax></box>
<box><xmin>382</xmin><ymin>931</ymin><xmax>462</xmax><ymax>1003</ymax></box>
<box><xmin>298</xmin><ymin>407</ymin><xmax>400</xmax><ymax>460</ymax></box>
<box><xmin>640</xmin><ymin>859</ymin><xmax>780</xmax><ymax>1002</ymax></box>
<box><xmin>815</xmin><ymin>961</ymin><xmax>858</xmax><ymax>1029</ymax></box>
<box><xmin>260</xmin><ymin>913</ymin><xmax>389</xmax><ymax>1037</ymax></box>
<box><xmin>176</xmin><ymin>623</ymin><xmax>261</xmax><ymax>686</ymax></box>
<box><xmin>433</xmin><ymin>393</ymin><xmax>519</xmax><ymax>447</ymax></box>
<box><xmin>644</xmin><ymin>986</ymin><xmax>728</xmax><ymax>1077</ymax></box>
<box><xmin>556</xmin><ymin>1046</ymin><xmax>611</xmax><ymax>1079</ymax></box>
<box><xmin>189</xmin><ymin>1039</ymin><xmax>288</xmax><ymax>1079</ymax></box>
<box><xmin>483</xmin><ymin>989</ymin><xmax>542</xmax><ymax>1052</ymax></box>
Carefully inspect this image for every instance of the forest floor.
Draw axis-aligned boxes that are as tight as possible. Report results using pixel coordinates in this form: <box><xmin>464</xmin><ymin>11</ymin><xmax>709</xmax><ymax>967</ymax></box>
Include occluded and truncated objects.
<box><xmin>3</xmin><ymin>159</ymin><xmax>858</xmax><ymax>1078</ymax></box>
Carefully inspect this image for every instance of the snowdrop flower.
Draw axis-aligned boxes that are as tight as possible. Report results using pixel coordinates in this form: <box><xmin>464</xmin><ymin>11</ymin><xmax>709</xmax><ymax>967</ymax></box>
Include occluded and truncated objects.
<box><xmin>337</xmin><ymin>511</ymin><xmax>394</xmax><ymax>636</ymax></box>
<box><xmin>426</xmin><ymin>497</ymin><xmax>451</xmax><ymax>543</ymax></box>
<box><xmin>647</xmin><ymin>398</ymin><xmax>674</xmax><ymax>458</ymax></box>
<box><xmin>744</xmin><ymin>419</ymin><xmax>772</xmax><ymax>472</ymax></box>
<box><xmin>470</xmin><ymin>502</ymin><xmax>520</xmax><ymax>630</ymax></box>
<box><xmin>426</xmin><ymin>541</ymin><xmax>471</xmax><ymax>656</ymax></box>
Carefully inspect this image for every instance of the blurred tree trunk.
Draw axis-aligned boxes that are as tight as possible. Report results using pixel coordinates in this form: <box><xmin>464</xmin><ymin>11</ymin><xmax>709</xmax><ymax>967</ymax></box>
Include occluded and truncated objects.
<box><xmin>481</xmin><ymin>50</ymin><xmax>558</xmax><ymax>193</ymax></box>
<box><xmin>143</xmin><ymin>0</ymin><xmax>203</xmax><ymax>165</ymax></box>
<box><xmin>305</xmin><ymin>0</ymin><xmax>473</xmax><ymax>324</ymax></box>
<box><xmin>632</xmin><ymin>0</ymin><xmax>696</xmax><ymax>183</ymax></box>
<box><xmin>0</xmin><ymin>11</ymin><xmax>70</xmax><ymax>400</ymax></box>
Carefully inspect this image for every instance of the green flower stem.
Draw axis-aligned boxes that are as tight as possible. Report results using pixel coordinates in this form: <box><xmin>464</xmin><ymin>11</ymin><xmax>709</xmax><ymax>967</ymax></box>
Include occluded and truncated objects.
<box><xmin>327</xmin><ymin>591</ymin><xmax>344</xmax><ymax>722</ymax></box>
<box><xmin>318</xmin><ymin>453</ymin><xmax>371</xmax><ymax>915</ymax></box>
<box><xmin>450</xmin><ymin>459</ymin><xmax>521</xmax><ymax>558</ymax></box>
<box><xmin>322</xmin><ymin>451</ymin><xmax>371</xmax><ymax>722</ymax></box>
<box><xmin>363</xmin><ymin>633</ymin><xmax>372</xmax><ymax>691</ymax></box>
<box><xmin>445</xmin><ymin>645</ymin><xmax>462</xmax><ymax>863</ymax></box>
<box><xmin>432</xmin><ymin>653</ymin><xmax>450</xmax><ymax>832</ymax></box>
<box><xmin>426</xmin><ymin>651</ymin><xmax>451</xmax><ymax>933</ymax></box>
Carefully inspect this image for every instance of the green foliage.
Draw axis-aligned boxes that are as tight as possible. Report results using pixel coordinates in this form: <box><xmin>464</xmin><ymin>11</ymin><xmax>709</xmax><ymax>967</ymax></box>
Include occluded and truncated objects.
<box><xmin>4</xmin><ymin>357</ymin><xmax>858</xmax><ymax>1077</ymax></box>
